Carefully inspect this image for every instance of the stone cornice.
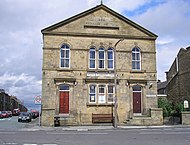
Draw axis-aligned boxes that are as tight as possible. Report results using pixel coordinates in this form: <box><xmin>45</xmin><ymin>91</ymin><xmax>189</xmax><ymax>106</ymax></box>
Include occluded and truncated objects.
<box><xmin>42</xmin><ymin>32</ymin><xmax>157</xmax><ymax>40</ymax></box>
<box><xmin>42</xmin><ymin>47</ymin><xmax>156</xmax><ymax>54</ymax></box>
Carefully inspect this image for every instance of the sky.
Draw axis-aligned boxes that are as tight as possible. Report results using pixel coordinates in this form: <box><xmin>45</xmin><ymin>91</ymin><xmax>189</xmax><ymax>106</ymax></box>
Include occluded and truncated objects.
<box><xmin>0</xmin><ymin>0</ymin><xmax>189</xmax><ymax>110</ymax></box>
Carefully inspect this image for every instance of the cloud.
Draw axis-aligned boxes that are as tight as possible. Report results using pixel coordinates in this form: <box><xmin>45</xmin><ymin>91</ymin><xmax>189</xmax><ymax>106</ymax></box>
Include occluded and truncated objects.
<box><xmin>129</xmin><ymin>0</ymin><xmax>190</xmax><ymax>81</ymax></box>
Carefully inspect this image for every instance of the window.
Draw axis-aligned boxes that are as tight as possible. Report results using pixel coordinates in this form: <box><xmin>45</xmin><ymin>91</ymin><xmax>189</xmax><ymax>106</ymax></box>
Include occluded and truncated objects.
<box><xmin>89</xmin><ymin>48</ymin><xmax>96</xmax><ymax>69</ymax></box>
<box><xmin>60</xmin><ymin>44</ymin><xmax>70</xmax><ymax>68</ymax></box>
<box><xmin>88</xmin><ymin>84</ymin><xmax>115</xmax><ymax>104</ymax></box>
<box><xmin>89</xmin><ymin>85</ymin><xmax>96</xmax><ymax>103</ymax></box>
<box><xmin>98</xmin><ymin>85</ymin><xmax>106</xmax><ymax>103</ymax></box>
<box><xmin>132</xmin><ymin>47</ymin><xmax>141</xmax><ymax>70</ymax></box>
<box><xmin>60</xmin><ymin>84</ymin><xmax>69</xmax><ymax>91</ymax></box>
<box><xmin>107</xmin><ymin>48</ymin><xmax>114</xmax><ymax>69</ymax></box>
<box><xmin>107</xmin><ymin>85</ymin><xmax>114</xmax><ymax>103</ymax></box>
<box><xmin>133</xmin><ymin>85</ymin><xmax>141</xmax><ymax>92</ymax></box>
<box><xmin>98</xmin><ymin>48</ymin><xmax>105</xmax><ymax>69</ymax></box>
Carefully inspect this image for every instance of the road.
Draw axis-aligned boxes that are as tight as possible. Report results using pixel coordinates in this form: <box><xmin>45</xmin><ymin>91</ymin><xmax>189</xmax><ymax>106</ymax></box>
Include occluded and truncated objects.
<box><xmin>0</xmin><ymin>116</ymin><xmax>37</xmax><ymax>130</ymax></box>
<box><xmin>0</xmin><ymin>117</ymin><xmax>190</xmax><ymax>145</ymax></box>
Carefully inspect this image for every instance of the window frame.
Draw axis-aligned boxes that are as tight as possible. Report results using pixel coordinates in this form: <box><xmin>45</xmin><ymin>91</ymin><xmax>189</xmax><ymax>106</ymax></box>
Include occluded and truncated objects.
<box><xmin>107</xmin><ymin>85</ymin><xmax>115</xmax><ymax>103</ymax></box>
<box><xmin>98</xmin><ymin>47</ymin><xmax>105</xmax><ymax>69</ymax></box>
<box><xmin>60</xmin><ymin>44</ymin><xmax>70</xmax><ymax>68</ymax></box>
<box><xmin>107</xmin><ymin>48</ymin><xmax>114</xmax><ymax>69</ymax></box>
<box><xmin>89</xmin><ymin>84</ymin><xmax>96</xmax><ymax>103</ymax></box>
<box><xmin>132</xmin><ymin>47</ymin><xmax>141</xmax><ymax>70</ymax></box>
<box><xmin>98</xmin><ymin>84</ymin><xmax>106</xmax><ymax>103</ymax></box>
<box><xmin>89</xmin><ymin>47</ymin><xmax>96</xmax><ymax>69</ymax></box>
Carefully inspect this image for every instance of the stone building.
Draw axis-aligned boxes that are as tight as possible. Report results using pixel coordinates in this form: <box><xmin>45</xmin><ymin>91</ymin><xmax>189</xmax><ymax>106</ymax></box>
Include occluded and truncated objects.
<box><xmin>41</xmin><ymin>4</ymin><xmax>163</xmax><ymax>126</ymax></box>
<box><xmin>166</xmin><ymin>46</ymin><xmax>190</xmax><ymax>105</ymax></box>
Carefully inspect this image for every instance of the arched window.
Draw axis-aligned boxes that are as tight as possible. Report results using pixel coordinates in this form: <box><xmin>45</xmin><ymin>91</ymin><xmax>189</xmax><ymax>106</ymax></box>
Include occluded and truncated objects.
<box><xmin>132</xmin><ymin>47</ymin><xmax>141</xmax><ymax>70</ymax></box>
<box><xmin>98</xmin><ymin>47</ymin><xmax>105</xmax><ymax>69</ymax></box>
<box><xmin>107</xmin><ymin>48</ymin><xmax>114</xmax><ymax>69</ymax></box>
<box><xmin>60</xmin><ymin>44</ymin><xmax>70</xmax><ymax>68</ymax></box>
<box><xmin>89</xmin><ymin>47</ymin><xmax>96</xmax><ymax>69</ymax></box>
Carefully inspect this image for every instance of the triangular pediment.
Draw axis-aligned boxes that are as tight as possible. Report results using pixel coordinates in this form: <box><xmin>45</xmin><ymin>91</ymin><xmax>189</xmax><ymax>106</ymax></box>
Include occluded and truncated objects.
<box><xmin>42</xmin><ymin>4</ymin><xmax>157</xmax><ymax>39</ymax></box>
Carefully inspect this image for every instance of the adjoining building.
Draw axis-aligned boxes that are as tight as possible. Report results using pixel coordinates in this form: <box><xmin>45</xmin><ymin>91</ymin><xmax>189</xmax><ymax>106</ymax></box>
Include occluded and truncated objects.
<box><xmin>0</xmin><ymin>89</ymin><xmax>27</xmax><ymax>112</ymax></box>
<box><xmin>157</xmin><ymin>80</ymin><xmax>167</xmax><ymax>98</ymax></box>
<box><xmin>166</xmin><ymin>46</ymin><xmax>190</xmax><ymax>105</ymax></box>
<box><xmin>41</xmin><ymin>4</ymin><xmax>163</xmax><ymax>126</ymax></box>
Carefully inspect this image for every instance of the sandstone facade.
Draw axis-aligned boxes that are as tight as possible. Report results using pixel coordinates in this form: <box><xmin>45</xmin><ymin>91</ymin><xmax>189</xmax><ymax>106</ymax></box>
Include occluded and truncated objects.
<box><xmin>41</xmin><ymin>4</ymin><xmax>162</xmax><ymax>126</ymax></box>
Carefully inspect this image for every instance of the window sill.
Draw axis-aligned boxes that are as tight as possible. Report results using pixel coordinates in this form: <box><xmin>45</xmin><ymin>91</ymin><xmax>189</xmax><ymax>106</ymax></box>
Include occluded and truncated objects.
<box><xmin>88</xmin><ymin>69</ymin><xmax>114</xmax><ymax>73</ymax></box>
<box><xmin>86</xmin><ymin>103</ymin><xmax>114</xmax><ymax>107</ymax></box>
<box><xmin>57</xmin><ymin>68</ymin><xmax>72</xmax><ymax>71</ymax></box>
<box><xmin>130</xmin><ymin>70</ymin><xmax>146</xmax><ymax>73</ymax></box>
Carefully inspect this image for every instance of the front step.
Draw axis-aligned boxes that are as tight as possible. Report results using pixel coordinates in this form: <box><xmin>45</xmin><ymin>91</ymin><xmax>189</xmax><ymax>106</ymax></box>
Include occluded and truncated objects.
<box><xmin>124</xmin><ymin>116</ymin><xmax>152</xmax><ymax>126</ymax></box>
<box><xmin>56</xmin><ymin>116</ymin><xmax>78</xmax><ymax>126</ymax></box>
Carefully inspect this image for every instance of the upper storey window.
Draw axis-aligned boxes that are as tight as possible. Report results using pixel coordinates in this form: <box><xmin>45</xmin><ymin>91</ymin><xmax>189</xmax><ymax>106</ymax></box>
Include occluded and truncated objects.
<box><xmin>89</xmin><ymin>48</ymin><xmax>96</xmax><ymax>69</ymax></box>
<box><xmin>107</xmin><ymin>48</ymin><xmax>114</xmax><ymax>69</ymax></box>
<box><xmin>60</xmin><ymin>44</ymin><xmax>70</xmax><ymax>68</ymax></box>
<box><xmin>98</xmin><ymin>47</ymin><xmax>105</xmax><ymax>69</ymax></box>
<box><xmin>132</xmin><ymin>47</ymin><xmax>141</xmax><ymax>70</ymax></box>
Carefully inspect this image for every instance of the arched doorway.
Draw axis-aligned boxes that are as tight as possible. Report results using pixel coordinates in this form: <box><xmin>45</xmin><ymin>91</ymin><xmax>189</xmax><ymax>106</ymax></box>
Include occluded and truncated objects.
<box><xmin>133</xmin><ymin>85</ymin><xmax>142</xmax><ymax>114</ymax></box>
<box><xmin>59</xmin><ymin>84</ymin><xmax>69</xmax><ymax>114</ymax></box>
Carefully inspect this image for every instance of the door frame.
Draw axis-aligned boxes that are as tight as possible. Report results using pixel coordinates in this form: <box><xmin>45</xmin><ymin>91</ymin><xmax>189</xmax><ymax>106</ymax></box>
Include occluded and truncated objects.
<box><xmin>59</xmin><ymin>84</ymin><xmax>70</xmax><ymax>115</ymax></box>
<box><xmin>132</xmin><ymin>85</ymin><xmax>142</xmax><ymax>115</ymax></box>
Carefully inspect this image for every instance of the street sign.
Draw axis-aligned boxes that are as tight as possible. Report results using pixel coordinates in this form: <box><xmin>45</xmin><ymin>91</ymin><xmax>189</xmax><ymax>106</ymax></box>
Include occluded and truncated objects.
<box><xmin>35</xmin><ymin>96</ymin><xmax>41</xmax><ymax>105</ymax></box>
<box><xmin>184</xmin><ymin>100</ymin><xmax>189</xmax><ymax>109</ymax></box>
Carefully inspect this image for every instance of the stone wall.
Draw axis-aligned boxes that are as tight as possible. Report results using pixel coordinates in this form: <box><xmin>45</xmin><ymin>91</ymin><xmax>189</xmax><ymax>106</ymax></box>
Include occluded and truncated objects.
<box><xmin>181</xmin><ymin>111</ymin><xmax>190</xmax><ymax>125</ymax></box>
<box><xmin>41</xmin><ymin>4</ymin><xmax>159</xmax><ymax>126</ymax></box>
<box><xmin>166</xmin><ymin>47</ymin><xmax>190</xmax><ymax>104</ymax></box>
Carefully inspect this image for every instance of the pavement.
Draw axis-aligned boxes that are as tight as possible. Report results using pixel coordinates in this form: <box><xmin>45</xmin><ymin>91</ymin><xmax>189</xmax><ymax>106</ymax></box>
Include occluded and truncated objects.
<box><xmin>19</xmin><ymin>117</ymin><xmax>190</xmax><ymax>131</ymax></box>
<box><xmin>21</xmin><ymin>124</ymin><xmax>190</xmax><ymax>131</ymax></box>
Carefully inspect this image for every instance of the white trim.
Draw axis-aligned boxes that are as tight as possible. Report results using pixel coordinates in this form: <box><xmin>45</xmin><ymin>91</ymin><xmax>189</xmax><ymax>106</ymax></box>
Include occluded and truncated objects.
<box><xmin>146</xmin><ymin>94</ymin><xmax>157</xmax><ymax>97</ymax></box>
<box><xmin>98</xmin><ymin>48</ymin><xmax>105</xmax><ymax>69</ymax></box>
<box><xmin>89</xmin><ymin>48</ymin><xmax>96</xmax><ymax>69</ymax></box>
<box><xmin>60</xmin><ymin>44</ymin><xmax>70</xmax><ymax>68</ymax></box>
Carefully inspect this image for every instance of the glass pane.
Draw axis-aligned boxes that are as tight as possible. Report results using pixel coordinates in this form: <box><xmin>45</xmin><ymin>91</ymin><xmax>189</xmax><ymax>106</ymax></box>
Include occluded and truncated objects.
<box><xmin>99</xmin><ymin>85</ymin><xmax>105</xmax><ymax>93</ymax></box>
<box><xmin>90</xmin><ymin>94</ymin><xmax>96</xmax><ymax>102</ymax></box>
<box><xmin>108</xmin><ymin>60</ymin><xmax>113</xmax><ymax>68</ymax></box>
<box><xmin>136</xmin><ymin>53</ymin><xmax>140</xmax><ymax>60</ymax></box>
<box><xmin>98</xmin><ymin>95</ymin><xmax>106</xmax><ymax>103</ymax></box>
<box><xmin>132</xmin><ymin>53</ymin><xmax>135</xmax><ymax>60</ymax></box>
<box><xmin>108</xmin><ymin>94</ymin><xmax>113</xmax><ymax>102</ymax></box>
<box><xmin>132</xmin><ymin>61</ymin><xmax>136</xmax><ymax>69</ymax></box>
<box><xmin>108</xmin><ymin>51</ymin><xmax>113</xmax><ymax>59</ymax></box>
<box><xmin>65</xmin><ymin>59</ymin><xmax>69</xmax><ymax>67</ymax></box>
<box><xmin>133</xmin><ymin>85</ymin><xmax>141</xmax><ymax>91</ymax></box>
<box><xmin>90</xmin><ymin>85</ymin><xmax>96</xmax><ymax>93</ymax></box>
<box><xmin>99</xmin><ymin>60</ymin><xmax>104</xmax><ymax>68</ymax></box>
<box><xmin>60</xmin><ymin>50</ymin><xmax>63</xmax><ymax>58</ymax></box>
<box><xmin>90</xmin><ymin>60</ymin><xmax>95</xmax><ymax>68</ymax></box>
<box><xmin>90</xmin><ymin>51</ymin><xmax>95</xmax><ymax>59</ymax></box>
<box><xmin>99</xmin><ymin>51</ymin><xmax>104</xmax><ymax>59</ymax></box>
<box><xmin>137</xmin><ymin>62</ymin><xmax>140</xmax><ymax>70</ymax></box>
<box><xmin>66</xmin><ymin>50</ymin><xmax>69</xmax><ymax>58</ymax></box>
<box><xmin>108</xmin><ymin>86</ymin><xmax>114</xmax><ymax>93</ymax></box>
<box><xmin>60</xmin><ymin>85</ymin><xmax>69</xmax><ymax>90</ymax></box>
<box><xmin>61</xmin><ymin>59</ymin><xmax>64</xmax><ymax>67</ymax></box>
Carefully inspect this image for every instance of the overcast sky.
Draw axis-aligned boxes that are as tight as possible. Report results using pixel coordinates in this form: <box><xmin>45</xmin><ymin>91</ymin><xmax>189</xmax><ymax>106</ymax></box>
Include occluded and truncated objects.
<box><xmin>0</xmin><ymin>0</ymin><xmax>189</xmax><ymax>110</ymax></box>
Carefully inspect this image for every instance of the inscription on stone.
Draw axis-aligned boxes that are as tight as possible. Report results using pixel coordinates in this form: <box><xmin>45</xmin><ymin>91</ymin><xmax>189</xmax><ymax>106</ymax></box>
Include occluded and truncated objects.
<box><xmin>85</xmin><ymin>17</ymin><xmax>118</xmax><ymax>28</ymax></box>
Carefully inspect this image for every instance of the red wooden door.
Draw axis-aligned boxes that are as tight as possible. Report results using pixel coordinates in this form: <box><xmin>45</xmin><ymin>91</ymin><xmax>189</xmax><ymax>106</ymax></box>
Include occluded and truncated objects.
<box><xmin>133</xmin><ymin>92</ymin><xmax>141</xmax><ymax>113</ymax></box>
<box><xmin>59</xmin><ymin>92</ymin><xmax>69</xmax><ymax>114</ymax></box>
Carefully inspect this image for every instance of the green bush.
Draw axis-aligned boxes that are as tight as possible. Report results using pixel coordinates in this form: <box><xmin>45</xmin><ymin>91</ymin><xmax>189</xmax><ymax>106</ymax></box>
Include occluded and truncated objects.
<box><xmin>158</xmin><ymin>98</ymin><xmax>172</xmax><ymax>117</ymax></box>
<box><xmin>158</xmin><ymin>98</ymin><xmax>184</xmax><ymax>117</ymax></box>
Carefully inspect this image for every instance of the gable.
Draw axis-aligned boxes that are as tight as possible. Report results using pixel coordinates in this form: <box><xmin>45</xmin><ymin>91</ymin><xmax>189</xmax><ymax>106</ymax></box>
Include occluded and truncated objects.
<box><xmin>42</xmin><ymin>4</ymin><xmax>157</xmax><ymax>39</ymax></box>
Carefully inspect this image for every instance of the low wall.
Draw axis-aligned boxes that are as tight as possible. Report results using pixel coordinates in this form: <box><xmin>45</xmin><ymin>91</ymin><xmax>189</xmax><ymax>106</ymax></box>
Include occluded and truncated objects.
<box><xmin>150</xmin><ymin>108</ymin><xmax>163</xmax><ymax>125</ymax></box>
<box><xmin>181</xmin><ymin>111</ymin><xmax>190</xmax><ymax>125</ymax></box>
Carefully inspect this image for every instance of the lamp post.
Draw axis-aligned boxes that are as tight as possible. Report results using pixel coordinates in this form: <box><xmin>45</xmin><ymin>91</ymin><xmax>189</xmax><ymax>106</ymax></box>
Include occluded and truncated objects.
<box><xmin>114</xmin><ymin>39</ymin><xmax>124</xmax><ymax>128</ymax></box>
